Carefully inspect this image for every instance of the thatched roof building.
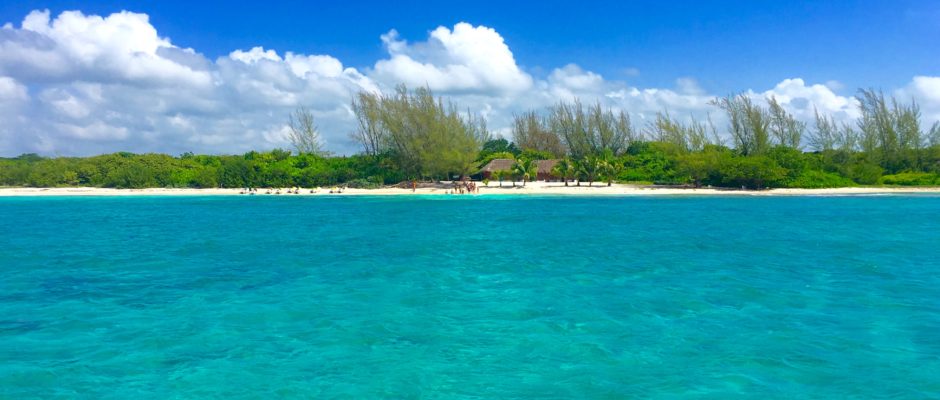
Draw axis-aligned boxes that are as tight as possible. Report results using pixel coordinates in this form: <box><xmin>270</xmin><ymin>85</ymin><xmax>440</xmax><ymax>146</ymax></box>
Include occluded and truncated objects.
<box><xmin>479</xmin><ymin>158</ymin><xmax>560</xmax><ymax>180</ymax></box>
<box><xmin>479</xmin><ymin>159</ymin><xmax>515</xmax><ymax>176</ymax></box>
<box><xmin>535</xmin><ymin>160</ymin><xmax>559</xmax><ymax>180</ymax></box>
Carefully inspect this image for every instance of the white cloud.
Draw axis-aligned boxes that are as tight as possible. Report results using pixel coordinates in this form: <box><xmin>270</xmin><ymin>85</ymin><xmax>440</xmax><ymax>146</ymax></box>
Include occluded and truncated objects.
<box><xmin>760</xmin><ymin>78</ymin><xmax>858</xmax><ymax>121</ymax></box>
<box><xmin>0</xmin><ymin>76</ymin><xmax>28</xmax><ymax>101</ymax></box>
<box><xmin>0</xmin><ymin>9</ymin><xmax>936</xmax><ymax>156</ymax></box>
<box><xmin>229</xmin><ymin>47</ymin><xmax>281</xmax><ymax>64</ymax></box>
<box><xmin>549</xmin><ymin>64</ymin><xmax>605</xmax><ymax>93</ymax></box>
<box><xmin>370</xmin><ymin>23</ymin><xmax>533</xmax><ymax>94</ymax></box>
<box><xmin>900</xmin><ymin>76</ymin><xmax>940</xmax><ymax>123</ymax></box>
<box><xmin>0</xmin><ymin>76</ymin><xmax>29</xmax><ymax>153</ymax></box>
<box><xmin>57</xmin><ymin>120</ymin><xmax>128</xmax><ymax>141</ymax></box>
<box><xmin>908</xmin><ymin>76</ymin><xmax>940</xmax><ymax>103</ymax></box>
<box><xmin>1</xmin><ymin>10</ymin><xmax>211</xmax><ymax>88</ymax></box>
<box><xmin>0</xmin><ymin>10</ymin><xmax>376</xmax><ymax>155</ymax></box>
<box><xmin>41</xmin><ymin>87</ymin><xmax>92</xmax><ymax>119</ymax></box>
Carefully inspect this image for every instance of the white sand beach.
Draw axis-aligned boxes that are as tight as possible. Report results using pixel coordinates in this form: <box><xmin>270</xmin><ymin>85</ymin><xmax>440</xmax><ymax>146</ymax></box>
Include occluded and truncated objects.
<box><xmin>1</xmin><ymin>182</ymin><xmax>939</xmax><ymax>197</ymax></box>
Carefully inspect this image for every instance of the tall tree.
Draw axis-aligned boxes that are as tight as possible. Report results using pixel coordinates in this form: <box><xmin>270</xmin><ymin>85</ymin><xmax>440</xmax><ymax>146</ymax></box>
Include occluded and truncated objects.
<box><xmin>767</xmin><ymin>96</ymin><xmax>805</xmax><ymax>149</ymax></box>
<box><xmin>350</xmin><ymin>85</ymin><xmax>490</xmax><ymax>179</ymax></box>
<box><xmin>856</xmin><ymin>88</ymin><xmax>923</xmax><ymax>172</ymax></box>
<box><xmin>480</xmin><ymin>138</ymin><xmax>519</xmax><ymax>157</ymax></box>
<box><xmin>287</xmin><ymin>106</ymin><xmax>325</xmax><ymax>155</ymax></box>
<box><xmin>810</xmin><ymin>107</ymin><xmax>838</xmax><ymax>152</ymax></box>
<box><xmin>588</xmin><ymin>102</ymin><xmax>633</xmax><ymax>156</ymax></box>
<box><xmin>350</xmin><ymin>92</ymin><xmax>385</xmax><ymax>156</ymax></box>
<box><xmin>928</xmin><ymin>122</ymin><xmax>940</xmax><ymax>147</ymax></box>
<box><xmin>646</xmin><ymin>111</ymin><xmax>710</xmax><ymax>153</ymax></box>
<box><xmin>549</xmin><ymin>99</ymin><xmax>591</xmax><ymax>159</ymax></box>
<box><xmin>711</xmin><ymin>94</ymin><xmax>771</xmax><ymax>156</ymax></box>
<box><xmin>836</xmin><ymin>123</ymin><xmax>859</xmax><ymax>152</ymax></box>
<box><xmin>547</xmin><ymin>100</ymin><xmax>634</xmax><ymax>159</ymax></box>
<box><xmin>512</xmin><ymin>111</ymin><xmax>566</xmax><ymax>157</ymax></box>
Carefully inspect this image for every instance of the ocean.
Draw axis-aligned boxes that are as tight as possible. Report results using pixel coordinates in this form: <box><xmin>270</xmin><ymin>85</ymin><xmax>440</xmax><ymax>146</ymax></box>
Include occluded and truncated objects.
<box><xmin>1</xmin><ymin>195</ymin><xmax>938</xmax><ymax>398</ymax></box>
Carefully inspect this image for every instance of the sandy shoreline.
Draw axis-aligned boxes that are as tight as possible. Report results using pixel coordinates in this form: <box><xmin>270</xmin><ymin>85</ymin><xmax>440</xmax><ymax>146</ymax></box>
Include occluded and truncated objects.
<box><xmin>1</xmin><ymin>183</ymin><xmax>939</xmax><ymax>197</ymax></box>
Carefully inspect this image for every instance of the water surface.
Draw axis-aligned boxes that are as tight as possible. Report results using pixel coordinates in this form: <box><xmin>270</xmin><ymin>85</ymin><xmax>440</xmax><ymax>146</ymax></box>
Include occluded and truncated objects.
<box><xmin>1</xmin><ymin>195</ymin><xmax>939</xmax><ymax>398</ymax></box>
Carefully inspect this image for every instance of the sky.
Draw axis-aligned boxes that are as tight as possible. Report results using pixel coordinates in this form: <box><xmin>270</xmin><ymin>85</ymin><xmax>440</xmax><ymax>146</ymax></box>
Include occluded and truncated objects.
<box><xmin>0</xmin><ymin>0</ymin><xmax>938</xmax><ymax>156</ymax></box>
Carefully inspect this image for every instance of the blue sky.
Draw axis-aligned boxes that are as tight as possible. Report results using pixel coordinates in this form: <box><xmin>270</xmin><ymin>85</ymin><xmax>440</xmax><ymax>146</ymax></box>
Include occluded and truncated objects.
<box><xmin>0</xmin><ymin>1</ymin><xmax>938</xmax><ymax>155</ymax></box>
<box><xmin>3</xmin><ymin>0</ymin><xmax>937</xmax><ymax>93</ymax></box>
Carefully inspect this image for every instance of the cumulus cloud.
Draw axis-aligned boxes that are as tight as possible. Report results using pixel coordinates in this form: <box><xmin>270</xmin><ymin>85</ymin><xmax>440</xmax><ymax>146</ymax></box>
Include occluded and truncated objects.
<box><xmin>371</xmin><ymin>23</ymin><xmax>533</xmax><ymax>94</ymax></box>
<box><xmin>0</xmin><ymin>10</ymin><xmax>210</xmax><ymax>87</ymax></box>
<box><xmin>0</xmin><ymin>10</ymin><xmax>375</xmax><ymax>155</ymax></box>
<box><xmin>0</xmin><ymin>76</ymin><xmax>29</xmax><ymax>152</ymax></box>
<box><xmin>760</xmin><ymin>78</ymin><xmax>858</xmax><ymax>120</ymax></box>
<box><xmin>900</xmin><ymin>76</ymin><xmax>940</xmax><ymax>124</ymax></box>
<box><xmin>907</xmin><ymin>76</ymin><xmax>940</xmax><ymax>103</ymax></box>
<box><xmin>549</xmin><ymin>64</ymin><xmax>606</xmax><ymax>95</ymax></box>
<box><xmin>0</xmin><ymin>9</ymin><xmax>937</xmax><ymax>156</ymax></box>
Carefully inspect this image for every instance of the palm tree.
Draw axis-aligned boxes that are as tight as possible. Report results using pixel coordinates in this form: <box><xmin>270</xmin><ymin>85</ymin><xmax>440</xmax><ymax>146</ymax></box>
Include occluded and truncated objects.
<box><xmin>512</xmin><ymin>158</ymin><xmax>538</xmax><ymax>187</ymax></box>
<box><xmin>492</xmin><ymin>170</ymin><xmax>504</xmax><ymax>187</ymax></box>
<box><xmin>600</xmin><ymin>150</ymin><xmax>624</xmax><ymax>186</ymax></box>
<box><xmin>552</xmin><ymin>157</ymin><xmax>576</xmax><ymax>186</ymax></box>
<box><xmin>577</xmin><ymin>156</ymin><xmax>601</xmax><ymax>187</ymax></box>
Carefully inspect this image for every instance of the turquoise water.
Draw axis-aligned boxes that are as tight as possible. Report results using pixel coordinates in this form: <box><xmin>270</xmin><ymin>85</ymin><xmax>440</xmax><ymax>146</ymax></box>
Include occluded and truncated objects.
<box><xmin>1</xmin><ymin>195</ymin><xmax>939</xmax><ymax>399</ymax></box>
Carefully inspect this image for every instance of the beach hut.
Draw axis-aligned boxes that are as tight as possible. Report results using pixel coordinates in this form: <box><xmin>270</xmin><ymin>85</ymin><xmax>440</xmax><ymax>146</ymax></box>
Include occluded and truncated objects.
<box><xmin>479</xmin><ymin>158</ymin><xmax>561</xmax><ymax>181</ymax></box>
<box><xmin>536</xmin><ymin>159</ymin><xmax>560</xmax><ymax>181</ymax></box>
<box><xmin>479</xmin><ymin>158</ymin><xmax>515</xmax><ymax>180</ymax></box>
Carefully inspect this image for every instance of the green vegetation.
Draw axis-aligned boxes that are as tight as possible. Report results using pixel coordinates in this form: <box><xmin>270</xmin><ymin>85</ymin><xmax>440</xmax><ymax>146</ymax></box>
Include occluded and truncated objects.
<box><xmin>0</xmin><ymin>152</ymin><xmax>404</xmax><ymax>189</ymax></box>
<box><xmin>350</xmin><ymin>85</ymin><xmax>490</xmax><ymax>180</ymax></box>
<box><xmin>511</xmin><ymin>158</ymin><xmax>537</xmax><ymax>187</ymax></box>
<box><xmin>286</xmin><ymin>106</ymin><xmax>327</xmax><ymax>156</ymax></box>
<box><xmin>2</xmin><ymin>87</ymin><xmax>939</xmax><ymax>189</ymax></box>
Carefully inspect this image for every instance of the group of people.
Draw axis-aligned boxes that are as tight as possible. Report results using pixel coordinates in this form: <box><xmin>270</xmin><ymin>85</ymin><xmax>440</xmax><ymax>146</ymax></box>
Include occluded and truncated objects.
<box><xmin>447</xmin><ymin>180</ymin><xmax>478</xmax><ymax>195</ymax></box>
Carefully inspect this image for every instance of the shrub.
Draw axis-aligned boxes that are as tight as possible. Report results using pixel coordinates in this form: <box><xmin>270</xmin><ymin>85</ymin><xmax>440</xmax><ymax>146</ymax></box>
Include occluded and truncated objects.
<box><xmin>345</xmin><ymin>178</ymin><xmax>383</xmax><ymax>189</ymax></box>
<box><xmin>786</xmin><ymin>170</ymin><xmax>856</xmax><ymax>188</ymax></box>
<box><xmin>878</xmin><ymin>172</ymin><xmax>939</xmax><ymax>186</ymax></box>
<box><xmin>718</xmin><ymin>156</ymin><xmax>787</xmax><ymax>189</ymax></box>
<box><xmin>844</xmin><ymin>162</ymin><xmax>883</xmax><ymax>185</ymax></box>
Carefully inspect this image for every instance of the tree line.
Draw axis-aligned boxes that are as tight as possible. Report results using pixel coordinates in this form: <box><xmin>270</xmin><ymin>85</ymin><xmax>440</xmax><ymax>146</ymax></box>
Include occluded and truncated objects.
<box><xmin>474</xmin><ymin>88</ymin><xmax>940</xmax><ymax>188</ymax></box>
<box><xmin>2</xmin><ymin>85</ymin><xmax>939</xmax><ymax>189</ymax></box>
<box><xmin>0</xmin><ymin>151</ymin><xmax>404</xmax><ymax>189</ymax></box>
